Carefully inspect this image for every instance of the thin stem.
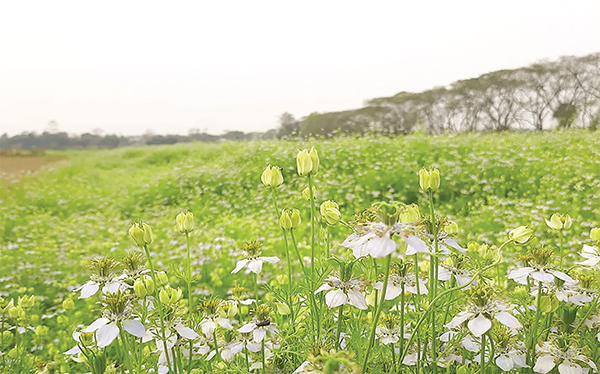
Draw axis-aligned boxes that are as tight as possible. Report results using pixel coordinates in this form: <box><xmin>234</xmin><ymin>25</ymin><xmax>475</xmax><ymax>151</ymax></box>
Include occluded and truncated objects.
<box><xmin>185</xmin><ymin>232</ymin><xmax>194</xmax><ymax>372</ymax></box>
<box><xmin>391</xmin><ymin>343</ymin><xmax>397</xmax><ymax>373</ymax></box>
<box><xmin>428</xmin><ymin>190</ymin><xmax>439</xmax><ymax>374</ymax></box>
<box><xmin>142</xmin><ymin>244</ymin><xmax>174</xmax><ymax>372</ymax></box>
<box><xmin>574</xmin><ymin>292</ymin><xmax>600</xmax><ymax>332</ymax></box>
<box><xmin>253</xmin><ymin>272</ymin><xmax>259</xmax><ymax>303</ymax></box>
<box><xmin>528</xmin><ymin>281</ymin><xmax>543</xmax><ymax>366</ymax></box>
<box><xmin>400</xmin><ymin>283</ymin><xmax>405</xmax><ymax>357</ymax></box>
<box><xmin>307</xmin><ymin>175</ymin><xmax>317</xmax><ymax>278</ymax></box>
<box><xmin>480</xmin><ymin>333</ymin><xmax>486</xmax><ymax>374</ymax></box>
<box><xmin>213</xmin><ymin>329</ymin><xmax>220</xmax><ymax>361</ymax></box>
<box><xmin>559</xmin><ymin>230</ymin><xmax>565</xmax><ymax>270</ymax></box>
<box><xmin>362</xmin><ymin>254</ymin><xmax>392</xmax><ymax>371</ymax></box>
<box><xmin>336</xmin><ymin>304</ymin><xmax>344</xmax><ymax>350</ymax></box>
<box><xmin>261</xmin><ymin>339</ymin><xmax>266</xmax><ymax>374</ymax></box>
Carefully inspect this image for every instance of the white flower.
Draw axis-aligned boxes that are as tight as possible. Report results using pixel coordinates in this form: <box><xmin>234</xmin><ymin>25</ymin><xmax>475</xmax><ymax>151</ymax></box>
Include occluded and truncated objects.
<box><xmin>508</xmin><ymin>266</ymin><xmax>573</xmax><ymax>286</ymax></box>
<box><xmin>232</xmin><ymin>256</ymin><xmax>279</xmax><ymax>274</ymax></box>
<box><xmin>238</xmin><ymin>320</ymin><xmax>278</xmax><ymax>343</ymax></box>
<box><xmin>315</xmin><ymin>276</ymin><xmax>367</xmax><ymax>310</ymax></box>
<box><xmin>200</xmin><ymin>316</ymin><xmax>233</xmax><ymax>338</ymax></box>
<box><xmin>77</xmin><ymin>278</ymin><xmax>127</xmax><ymax>299</ymax></box>
<box><xmin>373</xmin><ymin>273</ymin><xmax>428</xmax><ymax>300</ymax></box>
<box><xmin>579</xmin><ymin>244</ymin><xmax>600</xmax><ymax>267</ymax></box>
<box><xmin>533</xmin><ymin>342</ymin><xmax>597</xmax><ymax>374</ymax></box>
<box><xmin>82</xmin><ymin>317</ymin><xmax>145</xmax><ymax>348</ymax></box>
<box><xmin>532</xmin><ymin>281</ymin><xmax>593</xmax><ymax>306</ymax></box>
<box><xmin>437</xmin><ymin>264</ymin><xmax>471</xmax><ymax>286</ymax></box>
<box><xmin>342</xmin><ymin>222</ymin><xmax>398</xmax><ymax>259</ymax></box>
<box><xmin>445</xmin><ymin>306</ymin><xmax>522</xmax><ymax>337</ymax></box>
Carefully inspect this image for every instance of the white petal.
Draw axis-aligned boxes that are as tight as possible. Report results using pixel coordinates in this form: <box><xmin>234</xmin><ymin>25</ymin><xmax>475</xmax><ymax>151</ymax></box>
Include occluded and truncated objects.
<box><xmin>437</xmin><ymin>267</ymin><xmax>452</xmax><ymax>281</ymax></box>
<box><xmin>247</xmin><ymin>342</ymin><xmax>261</xmax><ymax>352</ymax></box>
<box><xmin>533</xmin><ymin>355</ymin><xmax>556</xmax><ymax>374</ymax></box>
<box><xmin>201</xmin><ymin>320</ymin><xmax>216</xmax><ymax>337</ymax></box>
<box><xmin>253</xmin><ymin>327</ymin><xmax>267</xmax><ymax>342</ymax></box>
<box><xmin>174</xmin><ymin>325</ymin><xmax>199</xmax><ymax>340</ymax></box>
<box><xmin>238</xmin><ymin>322</ymin><xmax>257</xmax><ymax>334</ymax></box>
<box><xmin>368</xmin><ymin>236</ymin><xmax>396</xmax><ymax>258</ymax></box>
<box><xmin>496</xmin><ymin>355</ymin><xmax>514</xmax><ymax>371</ymax></box>
<box><xmin>467</xmin><ymin>313</ymin><xmax>492</xmax><ymax>337</ymax></box>
<box><xmin>347</xmin><ymin>290</ymin><xmax>368</xmax><ymax>310</ymax></box>
<box><xmin>532</xmin><ymin>271</ymin><xmax>555</xmax><ymax>284</ymax></box>
<box><xmin>260</xmin><ymin>256</ymin><xmax>279</xmax><ymax>264</ymax></box>
<box><xmin>217</xmin><ymin>318</ymin><xmax>233</xmax><ymax>330</ymax></box>
<box><xmin>548</xmin><ymin>270</ymin><xmax>574</xmax><ymax>283</ymax></box>
<box><xmin>443</xmin><ymin>239</ymin><xmax>467</xmax><ymax>253</ymax></box>
<box><xmin>96</xmin><ymin>323</ymin><xmax>120</xmax><ymax>348</ymax></box>
<box><xmin>403</xmin><ymin>353</ymin><xmax>418</xmax><ymax>366</ymax></box>
<box><xmin>79</xmin><ymin>282</ymin><xmax>100</xmax><ymax>299</ymax></box>
<box><xmin>315</xmin><ymin>283</ymin><xmax>333</xmax><ymax>294</ymax></box>
<box><xmin>247</xmin><ymin>259</ymin><xmax>264</xmax><ymax>274</ymax></box>
<box><xmin>403</xmin><ymin>235</ymin><xmax>429</xmax><ymax>254</ymax></box>
<box><xmin>495</xmin><ymin>311</ymin><xmax>522</xmax><ymax>330</ymax></box>
<box><xmin>445</xmin><ymin>311</ymin><xmax>474</xmax><ymax>329</ymax></box>
<box><xmin>82</xmin><ymin>317</ymin><xmax>110</xmax><ymax>333</ymax></box>
<box><xmin>325</xmin><ymin>289</ymin><xmax>348</xmax><ymax>309</ymax></box>
<box><xmin>461</xmin><ymin>336</ymin><xmax>480</xmax><ymax>352</ymax></box>
<box><xmin>508</xmin><ymin>267</ymin><xmax>534</xmax><ymax>280</ymax></box>
<box><xmin>558</xmin><ymin>360</ymin><xmax>582</xmax><ymax>374</ymax></box>
<box><xmin>231</xmin><ymin>259</ymin><xmax>249</xmax><ymax>274</ymax></box>
<box><xmin>123</xmin><ymin>320</ymin><xmax>146</xmax><ymax>337</ymax></box>
<box><xmin>510</xmin><ymin>353</ymin><xmax>528</xmax><ymax>368</ymax></box>
<box><xmin>64</xmin><ymin>345</ymin><xmax>81</xmax><ymax>355</ymax></box>
<box><xmin>384</xmin><ymin>284</ymin><xmax>402</xmax><ymax>300</ymax></box>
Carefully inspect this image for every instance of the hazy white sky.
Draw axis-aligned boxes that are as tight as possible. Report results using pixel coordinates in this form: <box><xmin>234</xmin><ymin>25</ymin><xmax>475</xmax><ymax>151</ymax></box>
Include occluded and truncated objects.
<box><xmin>1</xmin><ymin>1</ymin><xmax>599</xmax><ymax>136</ymax></box>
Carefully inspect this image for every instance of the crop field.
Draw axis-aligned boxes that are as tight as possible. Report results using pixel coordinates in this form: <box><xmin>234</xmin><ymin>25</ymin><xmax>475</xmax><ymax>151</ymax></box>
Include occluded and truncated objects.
<box><xmin>1</xmin><ymin>131</ymin><xmax>599</xmax><ymax>374</ymax></box>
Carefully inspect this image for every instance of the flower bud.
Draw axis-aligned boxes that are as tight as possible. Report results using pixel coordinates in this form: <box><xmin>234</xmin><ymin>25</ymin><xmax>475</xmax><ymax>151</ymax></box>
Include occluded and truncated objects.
<box><xmin>35</xmin><ymin>325</ymin><xmax>49</xmax><ymax>336</ymax></box>
<box><xmin>159</xmin><ymin>288</ymin><xmax>170</xmax><ymax>305</ymax></box>
<box><xmin>508</xmin><ymin>226</ymin><xmax>533</xmax><ymax>244</ymax></box>
<box><xmin>8</xmin><ymin>306</ymin><xmax>24</xmax><ymax>319</ymax></box>
<box><xmin>176</xmin><ymin>211</ymin><xmax>195</xmax><ymax>234</ymax></box>
<box><xmin>591</xmin><ymin>227</ymin><xmax>600</xmax><ymax>242</ymax></box>
<box><xmin>279</xmin><ymin>209</ymin><xmax>292</xmax><ymax>230</ymax></box>
<box><xmin>156</xmin><ymin>272</ymin><xmax>168</xmax><ymax>286</ymax></box>
<box><xmin>302</xmin><ymin>186</ymin><xmax>317</xmax><ymax>201</ymax></box>
<box><xmin>129</xmin><ymin>222</ymin><xmax>153</xmax><ymax>247</ymax></box>
<box><xmin>444</xmin><ymin>221</ymin><xmax>458</xmax><ymax>235</ymax></box>
<box><xmin>2</xmin><ymin>331</ymin><xmax>13</xmax><ymax>344</ymax></box>
<box><xmin>563</xmin><ymin>214</ymin><xmax>572</xmax><ymax>229</ymax></box>
<box><xmin>290</xmin><ymin>209</ymin><xmax>301</xmax><ymax>229</ymax></box>
<box><xmin>134</xmin><ymin>279</ymin><xmax>147</xmax><ymax>298</ymax></box>
<box><xmin>62</xmin><ymin>299</ymin><xmax>75</xmax><ymax>310</ymax></box>
<box><xmin>296</xmin><ymin>150</ymin><xmax>313</xmax><ymax>177</ymax></box>
<box><xmin>276</xmin><ymin>302</ymin><xmax>291</xmax><ymax>315</ymax></box>
<box><xmin>142</xmin><ymin>223</ymin><xmax>153</xmax><ymax>244</ymax></box>
<box><xmin>546</xmin><ymin>214</ymin><xmax>563</xmax><ymax>230</ymax></box>
<box><xmin>261</xmin><ymin>165</ymin><xmax>284</xmax><ymax>188</ymax></box>
<box><xmin>18</xmin><ymin>295</ymin><xmax>35</xmax><ymax>308</ymax></box>
<box><xmin>320</xmin><ymin>200</ymin><xmax>341</xmax><ymax>226</ymax></box>
<box><xmin>144</xmin><ymin>276</ymin><xmax>155</xmax><ymax>295</ymax></box>
<box><xmin>400</xmin><ymin>204</ymin><xmax>420</xmax><ymax>223</ymax></box>
<box><xmin>419</xmin><ymin>167</ymin><xmax>440</xmax><ymax>191</ymax></box>
<box><xmin>227</xmin><ymin>303</ymin><xmax>238</xmax><ymax>318</ymax></box>
<box><xmin>309</xmin><ymin>147</ymin><xmax>319</xmax><ymax>175</ymax></box>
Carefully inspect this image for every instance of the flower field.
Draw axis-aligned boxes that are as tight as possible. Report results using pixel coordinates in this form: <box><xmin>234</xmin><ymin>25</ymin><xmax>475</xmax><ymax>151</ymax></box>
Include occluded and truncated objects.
<box><xmin>1</xmin><ymin>130</ymin><xmax>600</xmax><ymax>374</ymax></box>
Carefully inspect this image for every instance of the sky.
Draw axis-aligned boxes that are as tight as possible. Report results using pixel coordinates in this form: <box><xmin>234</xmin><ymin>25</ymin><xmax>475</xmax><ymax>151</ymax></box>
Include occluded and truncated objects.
<box><xmin>1</xmin><ymin>1</ymin><xmax>599</xmax><ymax>136</ymax></box>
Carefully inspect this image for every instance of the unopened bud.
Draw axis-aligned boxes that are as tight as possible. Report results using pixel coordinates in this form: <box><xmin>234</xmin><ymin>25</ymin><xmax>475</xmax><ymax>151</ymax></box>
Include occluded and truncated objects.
<box><xmin>296</xmin><ymin>150</ymin><xmax>313</xmax><ymax>177</ymax></box>
<box><xmin>290</xmin><ymin>209</ymin><xmax>301</xmax><ymax>229</ymax></box>
<box><xmin>320</xmin><ymin>200</ymin><xmax>341</xmax><ymax>226</ymax></box>
<box><xmin>8</xmin><ymin>306</ymin><xmax>24</xmax><ymax>319</ymax></box>
<box><xmin>309</xmin><ymin>147</ymin><xmax>319</xmax><ymax>175</ymax></box>
<box><xmin>62</xmin><ymin>299</ymin><xmax>75</xmax><ymax>310</ymax></box>
<box><xmin>508</xmin><ymin>226</ymin><xmax>533</xmax><ymax>244</ymax></box>
<box><xmin>419</xmin><ymin>167</ymin><xmax>440</xmax><ymax>192</ymax></box>
<box><xmin>176</xmin><ymin>211</ymin><xmax>195</xmax><ymax>234</ymax></box>
<box><xmin>590</xmin><ymin>227</ymin><xmax>600</xmax><ymax>242</ymax></box>
<box><xmin>444</xmin><ymin>221</ymin><xmax>458</xmax><ymax>235</ymax></box>
<box><xmin>156</xmin><ymin>272</ymin><xmax>168</xmax><ymax>286</ymax></box>
<box><xmin>302</xmin><ymin>186</ymin><xmax>317</xmax><ymax>201</ymax></box>
<box><xmin>134</xmin><ymin>280</ymin><xmax>147</xmax><ymax>298</ymax></box>
<box><xmin>261</xmin><ymin>165</ymin><xmax>284</xmax><ymax>188</ymax></box>
<box><xmin>279</xmin><ymin>210</ymin><xmax>292</xmax><ymax>230</ymax></box>
<box><xmin>400</xmin><ymin>204</ymin><xmax>420</xmax><ymax>223</ymax></box>
<box><xmin>276</xmin><ymin>302</ymin><xmax>291</xmax><ymax>315</ymax></box>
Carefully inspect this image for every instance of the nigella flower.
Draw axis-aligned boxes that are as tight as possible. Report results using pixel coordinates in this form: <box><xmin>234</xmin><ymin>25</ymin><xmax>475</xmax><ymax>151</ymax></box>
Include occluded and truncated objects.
<box><xmin>224</xmin><ymin>333</ymin><xmax>262</xmax><ymax>360</ymax></box>
<box><xmin>489</xmin><ymin>327</ymin><xmax>529</xmax><ymax>372</ymax></box>
<box><xmin>231</xmin><ymin>240</ymin><xmax>279</xmax><ymax>274</ymax></box>
<box><xmin>341</xmin><ymin>222</ymin><xmax>397</xmax><ymax>259</ymax></box>
<box><xmin>533</xmin><ymin>341</ymin><xmax>597</xmax><ymax>374</ymax></box>
<box><xmin>532</xmin><ymin>280</ymin><xmax>593</xmax><ymax>306</ymax></box>
<box><xmin>78</xmin><ymin>257</ymin><xmax>126</xmax><ymax>299</ymax></box>
<box><xmin>445</xmin><ymin>286</ymin><xmax>522</xmax><ymax>337</ymax></box>
<box><xmin>238</xmin><ymin>305</ymin><xmax>278</xmax><ymax>343</ymax></box>
<box><xmin>315</xmin><ymin>275</ymin><xmax>367</xmax><ymax>310</ymax></box>
<box><xmin>81</xmin><ymin>292</ymin><xmax>145</xmax><ymax>348</ymax></box>
<box><xmin>197</xmin><ymin>299</ymin><xmax>233</xmax><ymax>338</ymax></box>
<box><xmin>578</xmin><ymin>244</ymin><xmax>600</xmax><ymax>267</ymax></box>
<box><xmin>375</xmin><ymin>314</ymin><xmax>409</xmax><ymax>345</ymax></box>
<box><xmin>437</xmin><ymin>254</ymin><xmax>472</xmax><ymax>286</ymax></box>
<box><xmin>584</xmin><ymin>315</ymin><xmax>600</xmax><ymax>342</ymax></box>
<box><xmin>373</xmin><ymin>260</ymin><xmax>428</xmax><ymax>300</ymax></box>
<box><xmin>440</xmin><ymin>330</ymin><xmax>480</xmax><ymax>352</ymax></box>
<box><xmin>508</xmin><ymin>248</ymin><xmax>573</xmax><ymax>285</ymax></box>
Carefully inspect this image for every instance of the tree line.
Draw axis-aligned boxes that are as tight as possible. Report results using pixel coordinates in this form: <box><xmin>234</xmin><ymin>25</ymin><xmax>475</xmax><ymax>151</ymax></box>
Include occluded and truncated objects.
<box><xmin>279</xmin><ymin>52</ymin><xmax>600</xmax><ymax>137</ymax></box>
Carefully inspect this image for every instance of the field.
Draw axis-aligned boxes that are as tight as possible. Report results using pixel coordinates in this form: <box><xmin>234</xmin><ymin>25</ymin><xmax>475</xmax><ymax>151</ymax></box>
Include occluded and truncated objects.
<box><xmin>1</xmin><ymin>131</ymin><xmax>599</xmax><ymax>374</ymax></box>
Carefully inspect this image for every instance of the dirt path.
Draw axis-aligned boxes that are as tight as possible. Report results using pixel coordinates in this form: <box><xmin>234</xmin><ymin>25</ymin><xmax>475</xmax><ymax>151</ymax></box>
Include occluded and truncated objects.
<box><xmin>0</xmin><ymin>156</ymin><xmax>65</xmax><ymax>180</ymax></box>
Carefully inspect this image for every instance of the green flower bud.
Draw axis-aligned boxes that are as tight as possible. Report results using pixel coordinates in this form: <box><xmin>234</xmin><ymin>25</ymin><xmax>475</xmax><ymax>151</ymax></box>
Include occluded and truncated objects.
<box><xmin>591</xmin><ymin>227</ymin><xmax>600</xmax><ymax>242</ymax></box>
<box><xmin>563</xmin><ymin>214</ymin><xmax>572</xmax><ymax>229</ymax></box>
<box><xmin>159</xmin><ymin>288</ymin><xmax>170</xmax><ymax>305</ymax></box>
<box><xmin>144</xmin><ymin>276</ymin><xmax>155</xmax><ymax>295</ymax></box>
<box><xmin>227</xmin><ymin>303</ymin><xmax>238</xmax><ymax>318</ymax></box>
<box><xmin>261</xmin><ymin>165</ymin><xmax>284</xmax><ymax>188</ymax></box>
<box><xmin>134</xmin><ymin>279</ymin><xmax>147</xmax><ymax>298</ymax></box>
<box><xmin>142</xmin><ymin>223</ymin><xmax>153</xmax><ymax>244</ymax></box>
<box><xmin>296</xmin><ymin>149</ymin><xmax>313</xmax><ymax>177</ymax></box>
<box><xmin>18</xmin><ymin>295</ymin><xmax>35</xmax><ymax>308</ymax></box>
<box><xmin>62</xmin><ymin>299</ymin><xmax>75</xmax><ymax>310</ymax></box>
<box><xmin>276</xmin><ymin>302</ymin><xmax>291</xmax><ymax>315</ymax></box>
<box><xmin>419</xmin><ymin>167</ymin><xmax>440</xmax><ymax>191</ymax></box>
<box><xmin>8</xmin><ymin>306</ymin><xmax>24</xmax><ymax>319</ymax></box>
<box><xmin>2</xmin><ymin>331</ymin><xmax>13</xmax><ymax>344</ymax></box>
<box><xmin>302</xmin><ymin>186</ymin><xmax>317</xmax><ymax>201</ymax></box>
<box><xmin>290</xmin><ymin>209</ymin><xmax>301</xmax><ymax>229</ymax></box>
<box><xmin>545</xmin><ymin>214</ymin><xmax>572</xmax><ymax>230</ymax></box>
<box><xmin>444</xmin><ymin>221</ymin><xmax>458</xmax><ymax>235</ymax></box>
<box><xmin>279</xmin><ymin>209</ymin><xmax>292</xmax><ymax>230</ymax></box>
<box><xmin>156</xmin><ymin>272</ymin><xmax>168</xmax><ymax>286</ymax></box>
<box><xmin>320</xmin><ymin>200</ymin><xmax>341</xmax><ymax>226</ymax></box>
<box><xmin>508</xmin><ymin>226</ymin><xmax>533</xmax><ymax>244</ymax></box>
<box><xmin>176</xmin><ymin>211</ymin><xmax>195</xmax><ymax>234</ymax></box>
<box><xmin>309</xmin><ymin>147</ymin><xmax>319</xmax><ymax>175</ymax></box>
<box><xmin>129</xmin><ymin>222</ymin><xmax>153</xmax><ymax>247</ymax></box>
<box><xmin>35</xmin><ymin>325</ymin><xmax>49</xmax><ymax>336</ymax></box>
<box><xmin>400</xmin><ymin>204</ymin><xmax>420</xmax><ymax>223</ymax></box>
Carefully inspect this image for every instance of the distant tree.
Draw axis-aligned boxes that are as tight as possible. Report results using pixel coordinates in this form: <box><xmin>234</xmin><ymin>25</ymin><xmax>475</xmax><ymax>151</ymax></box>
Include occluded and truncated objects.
<box><xmin>278</xmin><ymin>112</ymin><xmax>299</xmax><ymax>138</ymax></box>
<box><xmin>553</xmin><ymin>103</ymin><xmax>578</xmax><ymax>128</ymax></box>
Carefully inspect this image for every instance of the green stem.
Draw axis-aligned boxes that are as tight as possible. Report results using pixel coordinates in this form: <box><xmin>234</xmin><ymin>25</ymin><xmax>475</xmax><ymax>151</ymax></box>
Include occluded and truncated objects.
<box><xmin>336</xmin><ymin>303</ymin><xmax>344</xmax><ymax>350</ymax></box>
<box><xmin>428</xmin><ymin>190</ymin><xmax>439</xmax><ymax>374</ymax></box>
<box><xmin>261</xmin><ymin>339</ymin><xmax>266</xmax><ymax>374</ymax></box>
<box><xmin>142</xmin><ymin>244</ymin><xmax>174</xmax><ymax>372</ymax></box>
<box><xmin>253</xmin><ymin>272</ymin><xmax>259</xmax><ymax>303</ymax></box>
<box><xmin>362</xmin><ymin>254</ymin><xmax>392</xmax><ymax>371</ymax></box>
<box><xmin>391</xmin><ymin>343</ymin><xmax>397</xmax><ymax>373</ymax></box>
<box><xmin>213</xmin><ymin>329</ymin><xmax>220</xmax><ymax>361</ymax></box>
<box><xmin>308</xmin><ymin>175</ymin><xmax>317</xmax><ymax>278</ymax></box>
<box><xmin>400</xmin><ymin>283</ymin><xmax>405</xmax><ymax>357</ymax></box>
<box><xmin>528</xmin><ymin>281</ymin><xmax>543</xmax><ymax>366</ymax></box>
<box><xmin>185</xmin><ymin>232</ymin><xmax>194</xmax><ymax>372</ymax></box>
<box><xmin>480</xmin><ymin>333</ymin><xmax>486</xmax><ymax>374</ymax></box>
<box><xmin>559</xmin><ymin>230</ymin><xmax>565</xmax><ymax>270</ymax></box>
<box><xmin>574</xmin><ymin>292</ymin><xmax>600</xmax><ymax>332</ymax></box>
